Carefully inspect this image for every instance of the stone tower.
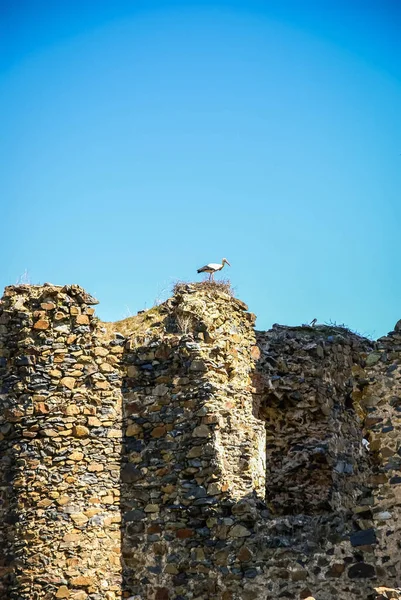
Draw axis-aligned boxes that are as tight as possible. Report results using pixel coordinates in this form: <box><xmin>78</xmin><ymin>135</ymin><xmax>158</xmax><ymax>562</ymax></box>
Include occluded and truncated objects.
<box><xmin>0</xmin><ymin>282</ymin><xmax>400</xmax><ymax>600</ymax></box>
<box><xmin>0</xmin><ymin>284</ymin><xmax>122</xmax><ymax>599</ymax></box>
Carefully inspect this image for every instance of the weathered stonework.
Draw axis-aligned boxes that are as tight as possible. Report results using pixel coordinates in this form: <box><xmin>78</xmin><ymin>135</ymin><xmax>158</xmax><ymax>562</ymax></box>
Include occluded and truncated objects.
<box><xmin>120</xmin><ymin>285</ymin><xmax>266</xmax><ymax>598</ymax></box>
<box><xmin>0</xmin><ymin>282</ymin><xmax>400</xmax><ymax>600</ymax></box>
<box><xmin>0</xmin><ymin>284</ymin><xmax>122</xmax><ymax>599</ymax></box>
<box><xmin>255</xmin><ymin>325</ymin><xmax>373</xmax><ymax>515</ymax></box>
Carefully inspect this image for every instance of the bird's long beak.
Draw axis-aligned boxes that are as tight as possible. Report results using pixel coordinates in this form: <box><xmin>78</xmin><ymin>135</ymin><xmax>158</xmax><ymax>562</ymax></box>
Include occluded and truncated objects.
<box><xmin>225</xmin><ymin>260</ymin><xmax>231</xmax><ymax>267</ymax></box>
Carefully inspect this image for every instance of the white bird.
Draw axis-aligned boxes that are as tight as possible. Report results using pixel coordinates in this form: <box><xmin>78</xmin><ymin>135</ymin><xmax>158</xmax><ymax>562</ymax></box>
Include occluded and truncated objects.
<box><xmin>197</xmin><ymin>258</ymin><xmax>231</xmax><ymax>281</ymax></box>
<box><xmin>362</xmin><ymin>438</ymin><xmax>370</xmax><ymax>451</ymax></box>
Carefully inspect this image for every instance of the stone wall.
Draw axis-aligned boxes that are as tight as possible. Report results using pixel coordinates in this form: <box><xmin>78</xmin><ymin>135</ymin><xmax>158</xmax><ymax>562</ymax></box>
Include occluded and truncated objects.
<box><xmin>120</xmin><ymin>284</ymin><xmax>266</xmax><ymax>598</ymax></box>
<box><xmin>1</xmin><ymin>282</ymin><xmax>401</xmax><ymax>600</ymax></box>
<box><xmin>0</xmin><ymin>285</ymin><xmax>123</xmax><ymax>600</ymax></box>
<box><xmin>255</xmin><ymin>325</ymin><xmax>373</xmax><ymax>515</ymax></box>
<box><xmin>352</xmin><ymin>322</ymin><xmax>401</xmax><ymax>590</ymax></box>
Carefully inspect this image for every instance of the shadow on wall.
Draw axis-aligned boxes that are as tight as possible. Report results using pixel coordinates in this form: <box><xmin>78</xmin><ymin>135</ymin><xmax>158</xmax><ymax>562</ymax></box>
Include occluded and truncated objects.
<box><xmin>117</xmin><ymin>314</ymin><xmax>384</xmax><ymax>600</ymax></box>
<box><xmin>254</xmin><ymin>326</ymin><xmax>374</xmax><ymax>516</ymax></box>
<box><xmin>0</xmin><ymin>441</ymin><xmax>19</xmax><ymax>596</ymax></box>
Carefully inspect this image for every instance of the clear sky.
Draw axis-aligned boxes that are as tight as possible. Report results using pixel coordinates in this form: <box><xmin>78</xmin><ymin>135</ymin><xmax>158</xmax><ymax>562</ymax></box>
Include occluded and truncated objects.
<box><xmin>1</xmin><ymin>0</ymin><xmax>400</xmax><ymax>338</ymax></box>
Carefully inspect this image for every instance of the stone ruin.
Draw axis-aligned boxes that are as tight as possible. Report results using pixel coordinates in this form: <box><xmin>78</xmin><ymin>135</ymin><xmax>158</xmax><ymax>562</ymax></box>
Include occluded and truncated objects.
<box><xmin>0</xmin><ymin>282</ymin><xmax>400</xmax><ymax>600</ymax></box>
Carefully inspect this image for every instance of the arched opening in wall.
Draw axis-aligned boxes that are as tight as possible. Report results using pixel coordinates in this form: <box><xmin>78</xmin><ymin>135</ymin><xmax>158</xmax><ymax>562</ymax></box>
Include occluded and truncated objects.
<box><xmin>259</xmin><ymin>392</ymin><xmax>335</xmax><ymax>515</ymax></box>
<box><xmin>254</xmin><ymin>329</ymin><xmax>373</xmax><ymax>517</ymax></box>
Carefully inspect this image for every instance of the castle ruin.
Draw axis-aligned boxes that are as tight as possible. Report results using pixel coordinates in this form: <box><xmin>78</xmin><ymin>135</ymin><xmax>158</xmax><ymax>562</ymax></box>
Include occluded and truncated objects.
<box><xmin>0</xmin><ymin>283</ymin><xmax>400</xmax><ymax>600</ymax></box>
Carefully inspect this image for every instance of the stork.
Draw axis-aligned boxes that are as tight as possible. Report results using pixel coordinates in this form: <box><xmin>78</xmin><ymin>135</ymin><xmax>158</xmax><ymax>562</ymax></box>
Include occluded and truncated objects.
<box><xmin>197</xmin><ymin>258</ymin><xmax>231</xmax><ymax>281</ymax></box>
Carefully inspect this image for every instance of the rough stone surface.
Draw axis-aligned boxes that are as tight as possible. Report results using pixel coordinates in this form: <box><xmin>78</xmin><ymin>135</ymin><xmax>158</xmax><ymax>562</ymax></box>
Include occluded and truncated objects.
<box><xmin>0</xmin><ymin>282</ymin><xmax>401</xmax><ymax>600</ymax></box>
<box><xmin>0</xmin><ymin>284</ymin><xmax>122</xmax><ymax>599</ymax></box>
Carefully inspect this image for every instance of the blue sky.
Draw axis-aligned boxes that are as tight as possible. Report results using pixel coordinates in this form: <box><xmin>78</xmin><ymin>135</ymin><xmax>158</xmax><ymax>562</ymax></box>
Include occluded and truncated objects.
<box><xmin>1</xmin><ymin>0</ymin><xmax>400</xmax><ymax>338</ymax></box>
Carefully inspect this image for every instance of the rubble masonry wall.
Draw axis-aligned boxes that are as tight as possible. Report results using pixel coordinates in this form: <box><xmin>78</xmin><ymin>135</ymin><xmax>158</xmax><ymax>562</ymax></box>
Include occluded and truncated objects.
<box><xmin>0</xmin><ymin>283</ymin><xmax>400</xmax><ymax>600</ymax></box>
